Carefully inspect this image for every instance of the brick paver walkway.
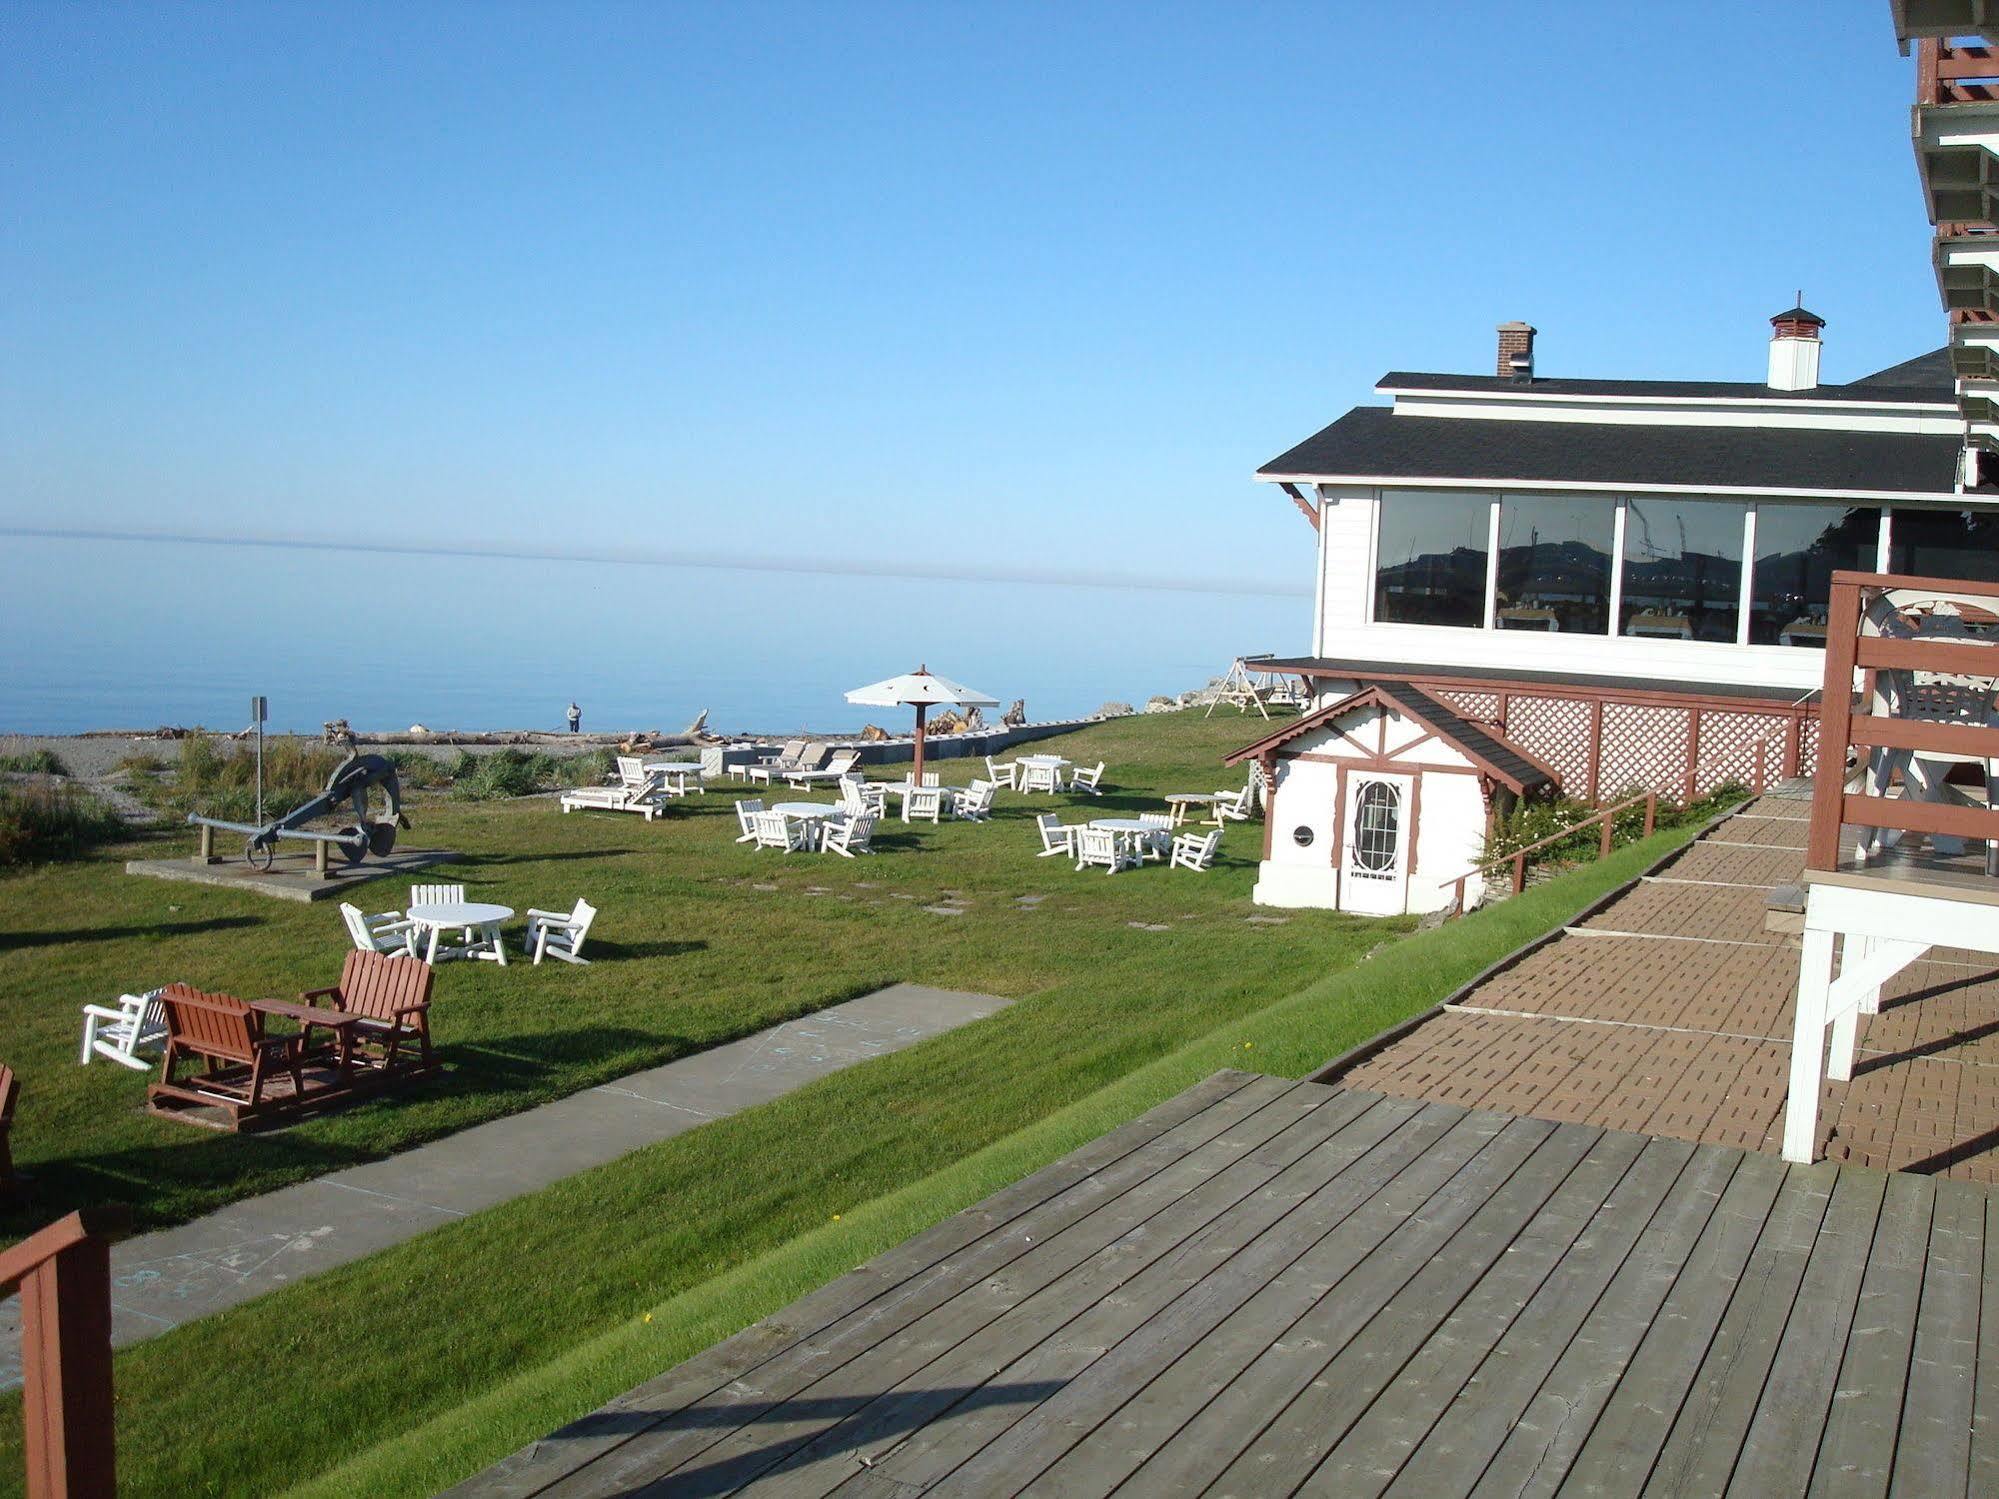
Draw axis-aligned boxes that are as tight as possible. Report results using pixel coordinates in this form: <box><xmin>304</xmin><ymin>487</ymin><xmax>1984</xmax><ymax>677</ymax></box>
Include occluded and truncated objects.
<box><xmin>1342</xmin><ymin>792</ymin><xmax>1999</xmax><ymax>1180</ymax></box>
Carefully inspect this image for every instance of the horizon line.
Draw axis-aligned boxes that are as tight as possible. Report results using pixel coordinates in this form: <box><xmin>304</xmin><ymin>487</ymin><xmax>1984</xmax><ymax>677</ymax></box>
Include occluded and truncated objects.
<box><xmin>0</xmin><ymin>524</ymin><xmax>1310</xmax><ymax>601</ymax></box>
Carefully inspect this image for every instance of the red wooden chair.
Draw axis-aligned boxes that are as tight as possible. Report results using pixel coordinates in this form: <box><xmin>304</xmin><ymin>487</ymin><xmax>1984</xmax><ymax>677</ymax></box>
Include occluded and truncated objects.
<box><xmin>301</xmin><ymin>950</ymin><xmax>435</xmax><ymax>1074</ymax></box>
<box><xmin>148</xmin><ymin>984</ymin><xmax>305</xmax><ymax>1127</ymax></box>
<box><xmin>0</xmin><ymin>1064</ymin><xmax>19</xmax><ymax>1198</ymax></box>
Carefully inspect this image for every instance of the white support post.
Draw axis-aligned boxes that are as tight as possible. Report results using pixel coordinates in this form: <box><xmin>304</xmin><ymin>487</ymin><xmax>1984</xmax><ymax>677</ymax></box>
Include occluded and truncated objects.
<box><xmin>1784</xmin><ymin>927</ymin><xmax>1837</xmax><ymax>1163</ymax></box>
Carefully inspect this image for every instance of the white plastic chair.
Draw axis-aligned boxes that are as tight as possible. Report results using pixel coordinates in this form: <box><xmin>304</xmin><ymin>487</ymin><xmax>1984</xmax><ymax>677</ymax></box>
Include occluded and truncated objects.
<box><xmin>80</xmin><ymin>988</ymin><xmax>168</xmax><ymax>1069</ymax></box>
<box><xmin>953</xmin><ymin>780</ymin><xmax>997</xmax><ymax>822</ymax></box>
<box><xmin>1213</xmin><ymin>770</ymin><xmax>1260</xmax><ymax>822</ymax></box>
<box><xmin>985</xmin><ymin>756</ymin><xmax>1019</xmax><ymax>791</ymax></box>
<box><xmin>755</xmin><ymin>809</ymin><xmax>809</xmax><ymax>851</ymax></box>
<box><xmin>409</xmin><ymin>883</ymin><xmax>468</xmax><ymax>907</ymax></box>
<box><xmin>1020</xmin><ymin>761</ymin><xmax>1060</xmax><ymax>795</ymax></box>
<box><xmin>1075</xmin><ymin>826</ymin><xmax>1136</xmax><ymax>874</ymax></box>
<box><xmin>1137</xmin><ymin>812</ymin><xmax>1173</xmax><ymax>860</ymax></box>
<box><xmin>1069</xmin><ymin>762</ymin><xmax>1106</xmax><ymax>795</ymax></box>
<box><xmin>823</xmin><ymin>813</ymin><xmax>877</xmax><ymax>857</ymax></box>
<box><xmin>734</xmin><ymin>798</ymin><xmax>765</xmax><ymax>843</ymax></box>
<box><xmin>1170</xmin><ymin>829</ymin><xmax>1223</xmax><ymax>871</ymax></box>
<box><xmin>904</xmin><ymin>786</ymin><xmax>944</xmax><ymax>824</ymax></box>
<box><xmin>339</xmin><ymin>901</ymin><xmax>416</xmax><ymax>955</ymax></box>
<box><xmin>1036</xmin><ymin>812</ymin><xmax>1080</xmax><ymax>859</ymax></box>
<box><xmin>524</xmin><ymin>898</ymin><xmax>597</xmax><ymax>965</ymax></box>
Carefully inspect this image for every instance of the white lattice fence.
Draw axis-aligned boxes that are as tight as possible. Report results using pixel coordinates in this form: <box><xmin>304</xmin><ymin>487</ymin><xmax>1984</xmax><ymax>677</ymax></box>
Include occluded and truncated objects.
<box><xmin>1693</xmin><ymin>712</ymin><xmax>1789</xmax><ymax>795</ymax></box>
<box><xmin>1598</xmin><ymin>704</ymin><xmax>1691</xmax><ymax>800</ymax></box>
<box><xmin>1507</xmin><ymin>695</ymin><xmax>1594</xmax><ymax>793</ymax></box>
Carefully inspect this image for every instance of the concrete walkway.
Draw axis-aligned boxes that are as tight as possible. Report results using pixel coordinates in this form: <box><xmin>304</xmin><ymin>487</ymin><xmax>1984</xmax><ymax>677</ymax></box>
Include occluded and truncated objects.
<box><xmin>0</xmin><ymin>983</ymin><xmax>1009</xmax><ymax>1388</ymax></box>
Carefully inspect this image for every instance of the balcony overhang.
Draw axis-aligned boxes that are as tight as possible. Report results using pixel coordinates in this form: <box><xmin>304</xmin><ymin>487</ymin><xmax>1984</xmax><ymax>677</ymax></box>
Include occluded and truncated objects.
<box><xmin>1935</xmin><ymin>227</ymin><xmax>1999</xmax><ymax>311</ymax></box>
<box><xmin>1916</xmin><ymin>98</ymin><xmax>1999</xmax><ymax>224</ymax></box>
<box><xmin>1894</xmin><ymin>2</ymin><xmax>1999</xmax><ymax>46</ymax></box>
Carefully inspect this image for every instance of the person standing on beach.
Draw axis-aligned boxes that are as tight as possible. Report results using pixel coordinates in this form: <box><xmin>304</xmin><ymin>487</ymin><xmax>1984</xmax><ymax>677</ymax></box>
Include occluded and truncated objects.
<box><xmin>566</xmin><ymin>701</ymin><xmax>581</xmax><ymax>735</ymax></box>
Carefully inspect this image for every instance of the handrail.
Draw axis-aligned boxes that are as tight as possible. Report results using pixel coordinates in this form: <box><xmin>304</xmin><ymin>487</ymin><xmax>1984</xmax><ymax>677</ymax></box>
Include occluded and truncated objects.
<box><xmin>1805</xmin><ymin>571</ymin><xmax>1999</xmax><ymax>870</ymax></box>
<box><xmin>1446</xmin><ymin>791</ymin><xmax>1658</xmax><ymax>912</ymax></box>
<box><xmin>3</xmin><ymin>1207</ymin><xmax>126</xmax><ymax>1498</ymax></box>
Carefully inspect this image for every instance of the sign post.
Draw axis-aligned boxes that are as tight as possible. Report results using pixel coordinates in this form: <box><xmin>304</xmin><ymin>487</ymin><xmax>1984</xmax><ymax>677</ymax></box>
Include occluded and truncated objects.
<box><xmin>251</xmin><ymin>696</ymin><xmax>268</xmax><ymax>828</ymax></box>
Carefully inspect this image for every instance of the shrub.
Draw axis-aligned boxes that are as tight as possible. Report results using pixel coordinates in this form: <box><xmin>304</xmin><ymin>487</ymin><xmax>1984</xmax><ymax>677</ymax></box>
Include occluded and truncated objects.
<box><xmin>0</xmin><ymin>748</ymin><xmax>69</xmax><ymax>776</ymax></box>
<box><xmin>1484</xmin><ymin>780</ymin><xmax>1751</xmax><ymax>873</ymax></box>
<box><xmin>451</xmin><ymin>749</ymin><xmax>561</xmax><ymax>801</ymax></box>
<box><xmin>139</xmin><ymin>733</ymin><xmax>348</xmax><ymax>820</ymax></box>
<box><xmin>0</xmin><ymin>782</ymin><xmax>127</xmax><ymax>865</ymax></box>
<box><xmin>383</xmin><ymin>750</ymin><xmax>452</xmax><ymax>791</ymax></box>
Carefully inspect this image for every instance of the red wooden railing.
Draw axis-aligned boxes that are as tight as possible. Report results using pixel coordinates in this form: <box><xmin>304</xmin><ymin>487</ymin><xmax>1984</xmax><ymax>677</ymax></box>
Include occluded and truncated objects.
<box><xmin>1805</xmin><ymin>571</ymin><xmax>1999</xmax><ymax>872</ymax></box>
<box><xmin>1</xmin><ymin>1209</ymin><xmax>122</xmax><ymax>1498</ymax></box>
<box><xmin>1916</xmin><ymin>37</ymin><xmax>1999</xmax><ymax>105</ymax></box>
<box><xmin>1447</xmin><ymin>791</ymin><xmax>1658</xmax><ymax>913</ymax></box>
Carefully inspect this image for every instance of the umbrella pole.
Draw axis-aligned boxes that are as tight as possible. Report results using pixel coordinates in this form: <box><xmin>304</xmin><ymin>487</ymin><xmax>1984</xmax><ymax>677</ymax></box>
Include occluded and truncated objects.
<box><xmin>913</xmin><ymin>703</ymin><xmax>927</xmax><ymax>784</ymax></box>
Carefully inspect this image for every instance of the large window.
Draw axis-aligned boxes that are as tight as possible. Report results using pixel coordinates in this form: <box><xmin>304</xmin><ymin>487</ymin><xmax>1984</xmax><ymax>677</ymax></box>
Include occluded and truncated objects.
<box><xmin>1750</xmin><ymin>504</ymin><xmax>1878</xmax><ymax>646</ymax></box>
<box><xmin>1891</xmin><ymin>508</ymin><xmax>1999</xmax><ymax>582</ymax></box>
<box><xmin>1619</xmin><ymin>498</ymin><xmax>1747</xmax><ymax>643</ymax></box>
<box><xmin>1494</xmin><ymin>494</ymin><xmax>1614</xmax><ymax>635</ymax></box>
<box><xmin>1373</xmin><ymin>490</ymin><xmax>1490</xmax><ymax>627</ymax></box>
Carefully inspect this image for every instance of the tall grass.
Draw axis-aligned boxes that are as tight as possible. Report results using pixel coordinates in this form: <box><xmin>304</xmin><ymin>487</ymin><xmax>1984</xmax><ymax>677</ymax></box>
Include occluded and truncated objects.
<box><xmin>0</xmin><ymin>782</ymin><xmax>126</xmax><ymax>866</ymax></box>
<box><xmin>0</xmin><ymin>748</ymin><xmax>68</xmax><ymax>776</ymax></box>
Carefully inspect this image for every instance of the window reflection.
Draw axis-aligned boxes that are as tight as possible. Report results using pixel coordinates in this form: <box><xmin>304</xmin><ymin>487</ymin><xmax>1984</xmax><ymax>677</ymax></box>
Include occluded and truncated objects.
<box><xmin>1749</xmin><ymin>505</ymin><xmax>1877</xmax><ymax>646</ymax></box>
<box><xmin>1494</xmin><ymin>495</ymin><xmax>1614</xmax><ymax>634</ymax></box>
<box><xmin>1619</xmin><ymin>498</ymin><xmax>1747</xmax><ymax>642</ymax></box>
<box><xmin>1373</xmin><ymin>491</ymin><xmax>1490</xmax><ymax>627</ymax></box>
<box><xmin>1890</xmin><ymin>508</ymin><xmax>1999</xmax><ymax>583</ymax></box>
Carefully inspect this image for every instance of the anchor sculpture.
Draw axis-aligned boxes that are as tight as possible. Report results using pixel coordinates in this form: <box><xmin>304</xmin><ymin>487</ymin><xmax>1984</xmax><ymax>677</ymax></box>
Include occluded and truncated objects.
<box><xmin>188</xmin><ymin>749</ymin><xmax>410</xmax><ymax>872</ymax></box>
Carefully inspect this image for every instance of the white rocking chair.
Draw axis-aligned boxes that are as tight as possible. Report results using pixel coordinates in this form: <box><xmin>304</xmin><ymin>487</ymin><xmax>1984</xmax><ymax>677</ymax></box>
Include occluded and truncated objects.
<box><xmin>524</xmin><ymin>898</ymin><xmax>598</xmax><ymax>965</ymax></box>
<box><xmin>823</xmin><ymin>813</ymin><xmax>877</xmax><ymax>857</ymax></box>
<box><xmin>754</xmin><ymin>809</ymin><xmax>809</xmax><ymax>852</ymax></box>
<box><xmin>1069</xmin><ymin>761</ymin><xmax>1106</xmax><ymax>795</ymax></box>
<box><xmin>952</xmin><ymin>780</ymin><xmax>997</xmax><ymax>822</ymax></box>
<box><xmin>1076</xmin><ymin>826</ymin><xmax>1138</xmax><ymax>874</ymax></box>
<box><xmin>734</xmin><ymin>798</ymin><xmax>766</xmax><ymax>843</ymax></box>
<box><xmin>339</xmin><ymin>901</ymin><xmax>416</xmax><ymax>955</ymax></box>
<box><xmin>1036</xmin><ymin>812</ymin><xmax>1081</xmax><ymax>859</ymax></box>
<box><xmin>80</xmin><ymin>988</ymin><xmax>168</xmax><ymax>1069</ymax></box>
<box><xmin>903</xmin><ymin>786</ymin><xmax>944</xmax><ymax>824</ymax></box>
<box><xmin>985</xmin><ymin>756</ymin><xmax>1019</xmax><ymax>791</ymax></box>
<box><xmin>1170</xmin><ymin>828</ymin><xmax>1222</xmax><ymax>871</ymax></box>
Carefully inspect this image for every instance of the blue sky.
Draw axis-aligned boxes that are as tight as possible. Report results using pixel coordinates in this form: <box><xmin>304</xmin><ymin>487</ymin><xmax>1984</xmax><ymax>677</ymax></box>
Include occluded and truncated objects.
<box><xmin>0</xmin><ymin>1</ymin><xmax>1941</xmax><ymax>591</ymax></box>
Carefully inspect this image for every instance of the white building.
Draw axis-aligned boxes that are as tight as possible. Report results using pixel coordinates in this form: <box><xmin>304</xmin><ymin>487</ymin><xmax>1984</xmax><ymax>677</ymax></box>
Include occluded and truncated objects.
<box><xmin>1241</xmin><ymin>311</ymin><xmax>1990</xmax><ymax>914</ymax></box>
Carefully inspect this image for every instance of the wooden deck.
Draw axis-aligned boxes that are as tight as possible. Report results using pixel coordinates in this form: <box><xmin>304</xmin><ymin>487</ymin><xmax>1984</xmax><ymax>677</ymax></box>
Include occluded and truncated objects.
<box><xmin>456</xmin><ymin>1070</ymin><xmax>1997</xmax><ymax>1498</ymax></box>
<box><xmin>1343</xmin><ymin>792</ymin><xmax>1999</xmax><ymax>1181</ymax></box>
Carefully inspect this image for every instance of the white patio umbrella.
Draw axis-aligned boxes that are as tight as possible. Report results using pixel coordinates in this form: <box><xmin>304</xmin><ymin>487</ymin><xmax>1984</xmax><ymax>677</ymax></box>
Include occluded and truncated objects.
<box><xmin>845</xmin><ymin>664</ymin><xmax>999</xmax><ymax>784</ymax></box>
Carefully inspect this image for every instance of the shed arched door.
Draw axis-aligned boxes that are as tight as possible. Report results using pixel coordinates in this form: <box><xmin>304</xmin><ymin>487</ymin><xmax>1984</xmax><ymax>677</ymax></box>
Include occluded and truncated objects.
<box><xmin>1343</xmin><ymin>773</ymin><xmax>1412</xmax><ymax>916</ymax></box>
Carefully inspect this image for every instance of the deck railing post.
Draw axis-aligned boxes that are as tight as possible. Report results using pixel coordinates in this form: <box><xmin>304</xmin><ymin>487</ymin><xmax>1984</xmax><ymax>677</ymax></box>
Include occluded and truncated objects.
<box><xmin>1754</xmin><ymin>738</ymin><xmax>1767</xmax><ymax>794</ymax></box>
<box><xmin>1808</xmin><ymin>575</ymin><xmax>1865</xmax><ymax>870</ymax></box>
<box><xmin>19</xmin><ymin>1233</ymin><xmax>115</xmax><ymax>1499</ymax></box>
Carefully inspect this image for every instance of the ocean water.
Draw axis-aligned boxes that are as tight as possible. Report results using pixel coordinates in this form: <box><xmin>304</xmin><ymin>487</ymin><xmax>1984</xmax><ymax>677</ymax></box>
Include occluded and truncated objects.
<box><xmin>0</xmin><ymin>536</ymin><xmax>1307</xmax><ymax>736</ymax></box>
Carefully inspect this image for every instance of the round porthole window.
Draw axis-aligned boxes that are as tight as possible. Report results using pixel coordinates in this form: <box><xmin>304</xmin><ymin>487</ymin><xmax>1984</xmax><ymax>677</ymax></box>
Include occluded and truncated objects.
<box><xmin>1292</xmin><ymin>825</ymin><xmax>1314</xmax><ymax>847</ymax></box>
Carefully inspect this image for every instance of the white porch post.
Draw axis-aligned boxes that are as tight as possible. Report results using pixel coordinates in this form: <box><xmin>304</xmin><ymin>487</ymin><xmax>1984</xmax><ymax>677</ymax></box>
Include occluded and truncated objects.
<box><xmin>1783</xmin><ymin>926</ymin><xmax>1836</xmax><ymax>1163</ymax></box>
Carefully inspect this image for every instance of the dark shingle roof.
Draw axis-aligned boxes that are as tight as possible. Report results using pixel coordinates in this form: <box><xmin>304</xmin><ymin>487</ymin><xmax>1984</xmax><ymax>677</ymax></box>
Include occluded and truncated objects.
<box><xmin>1255</xmin><ymin>655</ymin><xmax>1820</xmax><ymax>704</ymax></box>
<box><xmin>1257</xmin><ymin>406</ymin><xmax>1960</xmax><ymax>495</ymax></box>
<box><xmin>1376</xmin><ymin>366</ymin><xmax>1952</xmax><ymax>403</ymax></box>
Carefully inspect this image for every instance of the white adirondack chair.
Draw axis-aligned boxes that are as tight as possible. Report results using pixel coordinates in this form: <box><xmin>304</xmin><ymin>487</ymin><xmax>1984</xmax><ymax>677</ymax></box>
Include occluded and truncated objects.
<box><xmin>524</xmin><ymin>898</ymin><xmax>597</xmax><ymax>965</ymax></box>
<box><xmin>1170</xmin><ymin>828</ymin><xmax>1223</xmax><ymax>871</ymax></box>
<box><xmin>734</xmin><ymin>798</ymin><xmax>765</xmax><ymax>843</ymax></box>
<box><xmin>1019</xmin><ymin>761</ymin><xmax>1060</xmax><ymax>795</ymax></box>
<box><xmin>1036</xmin><ymin>812</ymin><xmax>1081</xmax><ymax>859</ymax></box>
<box><xmin>1213</xmin><ymin>769</ymin><xmax>1261</xmax><ymax>822</ymax></box>
<box><xmin>339</xmin><ymin>901</ymin><xmax>416</xmax><ymax>955</ymax></box>
<box><xmin>838</xmin><ymin>777</ymin><xmax>886</xmax><ymax>819</ymax></box>
<box><xmin>903</xmin><ymin>786</ymin><xmax>944</xmax><ymax>824</ymax></box>
<box><xmin>1069</xmin><ymin>762</ymin><xmax>1106</xmax><ymax>795</ymax></box>
<box><xmin>823</xmin><ymin>813</ymin><xmax>877</xmax><ymax>857</ymax></box>
<box><xmin>953</xmin><ymin>780</ymin><xmax>997</xmax><ymax>822</ymax></box>
<box><xmin>1075</xmin><ymin>826</ymin><xmax>1137</xmax><ymax>874</ymax></box>
<box><xmin>985</xmin><ymin>756</ymin><xmax>1019</xmax><ymax>791</ymax></box>
<box><xmin>1137</xmin><ymin>812</ymin><xmax>1173</xmax><ymax>860</ymax></box>
<box><xmin>410</xmin><ymin>883</ymin><xmax>468</xmax><ymax>907</ymax></box>
<box><xmin>80</xmin><ymin>988</ymin><xmax>168</xmax><ymax>1069</ymax></box>
<box><xmin>754</xmin><ymin>809</ymin><xmax>809</xmax><ymax>852</ymax></box>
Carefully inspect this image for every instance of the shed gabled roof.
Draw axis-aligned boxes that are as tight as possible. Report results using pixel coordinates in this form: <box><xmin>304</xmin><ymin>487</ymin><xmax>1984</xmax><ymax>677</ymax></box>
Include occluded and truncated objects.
<box><xmin>1226</xmin><ymin>683</ymin><xmax>1557</xmax><ymax>795</ymax></box>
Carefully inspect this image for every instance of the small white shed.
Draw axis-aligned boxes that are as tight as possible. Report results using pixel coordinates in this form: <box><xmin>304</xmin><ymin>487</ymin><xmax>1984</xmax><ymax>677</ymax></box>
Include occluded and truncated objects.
<box><xmin>1229</xmin><ymin>684</ymin><xmax>1557</xmax><ymax>916</ymax></box>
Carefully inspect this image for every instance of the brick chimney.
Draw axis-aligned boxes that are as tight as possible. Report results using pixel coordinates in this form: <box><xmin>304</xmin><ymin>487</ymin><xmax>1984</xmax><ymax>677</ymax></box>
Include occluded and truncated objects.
<box><xmin>1767</xmin><ymin>302</ymin><xmax>1825</xmax><ymax>391</ymax></box>
<box><xmin>1496</xmin><ymin>322</ymin><xmax>1536</xmax><ymax>381</ymax></box>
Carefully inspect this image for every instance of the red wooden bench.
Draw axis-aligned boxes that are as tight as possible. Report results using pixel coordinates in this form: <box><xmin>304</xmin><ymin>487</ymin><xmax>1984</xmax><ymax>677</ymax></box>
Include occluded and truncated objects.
<box><xmin>301</xmin><ymin>950</ymin><xmax>436</xmax><ymax>1075</ymax></box>
<box><xmin>0</xmin><ymin>1064</ymin><xmax>18</xmax><ymax>1199</ymax></box>
<box><xmin>148</xmin><ymin>984</ymin><xmax>309</xmax><ymax>1128</ymax></box>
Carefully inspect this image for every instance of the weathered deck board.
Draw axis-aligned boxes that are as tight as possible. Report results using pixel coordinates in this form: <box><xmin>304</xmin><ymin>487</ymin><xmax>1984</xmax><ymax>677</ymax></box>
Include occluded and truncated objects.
<box><xmin>458</xmin><ymin>1078</ymin><xmax>1993</xmax><ymax>1499</ymax></box>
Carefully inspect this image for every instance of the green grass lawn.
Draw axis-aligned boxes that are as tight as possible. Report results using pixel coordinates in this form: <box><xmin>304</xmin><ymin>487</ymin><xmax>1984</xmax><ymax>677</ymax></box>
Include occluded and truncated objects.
<box><xmin>0</xmin><ymin>711</ymin><xmax>1375</xmax><ymax>1244</ymax></box>
<box><xmin>0</xmin><ymin>712</ymin><xmax>1711</xmax><ymax>1498</ymax></box>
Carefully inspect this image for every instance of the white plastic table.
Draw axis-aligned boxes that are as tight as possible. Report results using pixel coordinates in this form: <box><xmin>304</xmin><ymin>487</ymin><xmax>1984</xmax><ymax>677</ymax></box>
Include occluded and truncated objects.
<box><xmin>643</xmin><ymin>761</ymin><xmax>703</xmax><ymax>797</ymax></box>
<box><xmin>407</xmin><ymin>901</ymin><xmax>514</xmax><ymax>965</ymax></box>
<box><xmin>772</xmin><ymin>802</ymin><xmax>846</xmax><ymax>849</ymax></box>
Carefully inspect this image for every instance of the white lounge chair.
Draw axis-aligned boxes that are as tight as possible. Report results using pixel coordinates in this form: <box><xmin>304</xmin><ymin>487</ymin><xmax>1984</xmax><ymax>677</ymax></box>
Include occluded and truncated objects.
<box><xmin>1076</xmin><ymin>826</ymin><xmax>1137</xmax><ymax>874</ymax></box>
<box><xmin>783</xmin><ymin>749</ymin><xmax>864</xmax><ymax>788</ymax></box>
<box><xmin>953</xmin><ymin>780</ymin><xmax>997</xmax><ymax>822</ymax></box>
<box><xmin>1170</xmin><ymin>828</ymin><xmax>1223</xmax><ymax>871</ymax></box>
<box><xmin>754</xmin><ymin>809</ymin><xmax>809</xmax><ymax>852</ymax></box>
<box><xmin>903</xmin><ymin>785</ymin><xmax>944</xmax><ymax>824</ymax></box>
<box><xmin>1035</xmin><ymin>812</ymin><xmax>1081</xmax><ymax>859</ymax></box>
<box><xmin>339</xmin><ymin>901</ymin><xmax>417</xmax><ymax>956</ymax></box>
<box><xmin>749</xmin><ymin>741</ymin><xmax>830</xmax><ymax>786</ymax></box>
<box><xmin>80</xmin><ymin>988</ymin><xmax>168</xmax><ymax>1069</ymax></box>
<box><xmin>741</xmin><ymin>739</ymin><xmax>805</xmax><ymax>782</ymax></box>
<box><xmin>1069</xmin><ymin>761</ymin><xmax>1106</xmax><ymax>795</ymax></box>
<box><xmin>823</xmin><ymin>813</ymin><xmax>877</xmax><ymax>857</ymax></box>
<box><xmin>524</xmin><ymin>898</ymin><xmax>597</xmax><ymax>965</ymax></box>
<box><xmin>734</xmin><ymin>798</ymin><xmax>765</xmax><ymax>843</ymax></box>
<box><xmin>560</xmin><ymin>767</ymin><xmax>667</xmax><ymax>820</ymax></box>
<box><xmin>985</xmin><ymin>755</ymin><xmax>1019</xmax><ymax>791</ymax></box>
